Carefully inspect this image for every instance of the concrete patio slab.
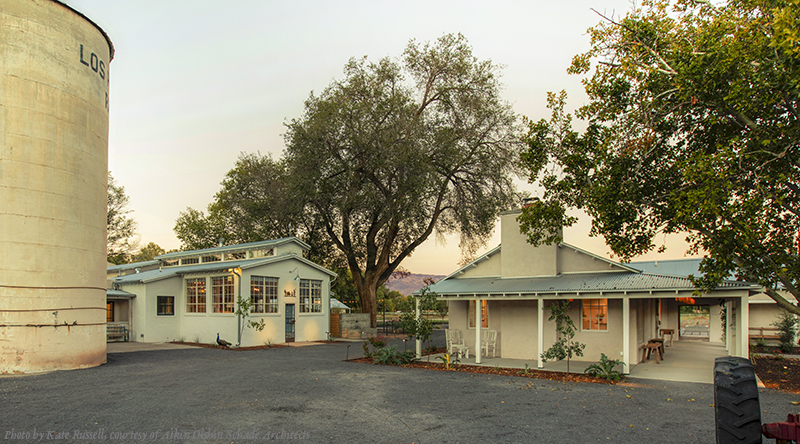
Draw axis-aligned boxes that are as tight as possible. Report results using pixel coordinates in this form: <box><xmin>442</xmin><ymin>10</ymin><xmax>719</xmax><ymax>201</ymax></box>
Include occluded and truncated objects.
<box><xmin>435</xmin><ymin>340</ymin><xmax>731</xmax><ymax>384</ymax></box>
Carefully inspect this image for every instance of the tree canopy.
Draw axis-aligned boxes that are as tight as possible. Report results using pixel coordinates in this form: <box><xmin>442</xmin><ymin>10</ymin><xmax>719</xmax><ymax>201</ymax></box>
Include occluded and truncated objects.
<box><xmin>520</xmin><ymin>0</ymin><xmax>799</xmax><ymax>313</ymax></box>
<box><xmin>131</xmin><ymin>242</ymin><xmax>166</xmax><ymax>263</ymax></box>
<box><xmin>176</xmin><ymin>34</ymin><xmax>522</xmax><ymax>326</ymax></box>
<box><xmin>107</xmin><ymin>172</ymin><xmax>138</xmax><ymax>265</ymax></box>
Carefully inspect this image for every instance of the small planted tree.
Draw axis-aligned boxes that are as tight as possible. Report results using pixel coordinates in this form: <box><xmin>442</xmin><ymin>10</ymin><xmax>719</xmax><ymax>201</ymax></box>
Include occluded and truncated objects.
<box><xmin>400</xmin><ymin>284</ymin><xmax>438</xmax><ymax>360</ymax></box>
<box><xmin>772</xmin><ymin>310</ymin><xmax>798</xmax><ymax>354</ymax></box>
<box><xmin>540</xmin><ymin>300</ymin><xmax>585</xmax><ymax>374</ymax></box>
<box><xmin>235</xmin><ymin>295</ymin><xmax>266</xmax><ymax>345</ymax></box>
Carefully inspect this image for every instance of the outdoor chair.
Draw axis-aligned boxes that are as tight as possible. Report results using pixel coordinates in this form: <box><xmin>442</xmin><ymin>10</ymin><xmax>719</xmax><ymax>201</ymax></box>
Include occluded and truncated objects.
<box><xmin>481</xmin><ymin>329</ymin><xmax>498</xmax><ymax>357</ymax></box>
<box><xmin>445</xmin><ymin>329</ymin><xmax>469</xmax><ymax>359</ymax></box>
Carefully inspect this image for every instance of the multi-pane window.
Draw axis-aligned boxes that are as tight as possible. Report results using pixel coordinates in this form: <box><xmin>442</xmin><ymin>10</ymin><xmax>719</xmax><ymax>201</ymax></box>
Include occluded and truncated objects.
<box><xmin>162</xmin><ymin>259</ymin><xmax>179</xmax><ymax>267</ymax></box>
<box><xmin>250</xmin><ymin>276</ymin><xmax>278</xmax><ymax>313</ymax></box>
<box><xmin>250</xmin><ymin>249</ymin><xmax>273</xmax><ymax>258</ymax></box>
<box><xmin>212</xmin><ymin>276</ymin><xmax>235</xmax><ymax>313</ymax></box>
<box><xmin>157</xmin><ymin>296</ymin><xmax>174</xmax><ymax>316</ymax></box>
<box><xmin>186</xmin><ymin>278</ymin><xmax>206</xmax><ymax>313</ymax></box>
<box><xmin>181</xmin><ymin>257</ymin><xmax>199</xmax><ymax>265</ymax></box>
<box><xmin>582</xmin><ymin>299</ymin><xmax>608</xmax><ymax>331</ymax></box>
<box><xmin>299</xmin><ymin>279</ymin><xmax>322</xmax><ymax>313</ymax></box>
<box><xmin>468</xmin><ymin>300</ymin><xmax>488</xmax><ymax>328</ymax></box>
<box><xmin>202</xmin><ymin>254</ymin><xmax>221</xmax><ymax>263</ymax></box>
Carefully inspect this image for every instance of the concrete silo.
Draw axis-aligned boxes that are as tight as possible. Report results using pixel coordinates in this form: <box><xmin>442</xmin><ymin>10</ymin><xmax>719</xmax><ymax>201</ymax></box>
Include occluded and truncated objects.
<box><xmin>1</xmin><ymin>0</ymin><xmax>113</xmax><ymax>373</ymax></box>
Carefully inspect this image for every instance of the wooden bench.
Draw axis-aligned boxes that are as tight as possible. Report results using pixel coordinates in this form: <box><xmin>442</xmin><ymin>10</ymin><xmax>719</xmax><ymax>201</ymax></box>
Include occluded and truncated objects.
<box><xmin>107</xmin><ymin>324</ymin><xmax>129</xmax><ymax>342</ymax></box>
<box><xmin>749</xmin><ymin>327</ymin><xmax>780</xmax><ymax>341</ymax></box>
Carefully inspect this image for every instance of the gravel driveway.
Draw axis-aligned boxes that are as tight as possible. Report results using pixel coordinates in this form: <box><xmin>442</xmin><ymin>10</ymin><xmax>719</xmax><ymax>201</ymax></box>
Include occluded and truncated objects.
<box><xmin>1</xmin><ymin>338</ymin><xmax>797</xmax><ymax>443</ymax></box>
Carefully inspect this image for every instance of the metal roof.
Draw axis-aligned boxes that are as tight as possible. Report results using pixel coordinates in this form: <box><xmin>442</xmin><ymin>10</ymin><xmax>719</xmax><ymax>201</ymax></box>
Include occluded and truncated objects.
<box><xmin>155</xmin><ymin>237</ymin><xmax>310</xmax><ymax>261</ymax></box>
<box><xmin>424</xmin><ymin>272</ymin><xmax>759</xmax><ymax>297</ymax></box>
<box><xmin>106</xmin><ymin>289</ymin><xmax>136</xmax><ymax>298</ymax></box>
<box><xmin>107</xmin><ymin>260</ymin><xmax>160</xmax><ymax>273</ymax></box>
<box><xmin>112</xmin><ymin>253</ymin><xmax>336</xmax><ymax>285</ymax></box>
<box><xmin>628</xmin><ymin>259</ymin><xmax>704</xmax><ymax>277</ymax></box>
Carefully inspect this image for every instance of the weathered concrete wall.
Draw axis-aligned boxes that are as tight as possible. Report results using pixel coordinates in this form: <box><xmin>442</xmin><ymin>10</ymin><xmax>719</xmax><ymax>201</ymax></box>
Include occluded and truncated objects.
<box><xmin>340</xmin><ymin>313</ymin><xmax>375</xmax><ymax>339</ymax></box>
<box><xmin>0</xmin><ymin>0</ymin><xmax>113</xmax><ymax>373</ymax></box>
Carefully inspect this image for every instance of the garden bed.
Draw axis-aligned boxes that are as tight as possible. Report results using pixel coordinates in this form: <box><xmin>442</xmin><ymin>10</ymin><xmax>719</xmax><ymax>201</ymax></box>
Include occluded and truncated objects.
<box><xmin>348</xmin><ymin>356</ymin><xmax>618</xmax><ymax>385</ymax></box>
<box><xmin>752</xmin><ymin>355</ymin><xmax>800</xmax><ymax>394</ymax></box>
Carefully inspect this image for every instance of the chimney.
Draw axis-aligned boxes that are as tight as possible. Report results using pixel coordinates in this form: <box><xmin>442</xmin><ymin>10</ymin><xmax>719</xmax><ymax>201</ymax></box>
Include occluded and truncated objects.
<box><xmin>218</xmin><ymin>237</ymin><xmax>225</xmax><ymax>247</ymax></box>
<box><xmin>499</xmin><ymin>204</ymin><xmax>560</xmax><ymax>277</ymax></box>
<box><xmin>522</xmin><ymin>197</ymin><xmax>540</xmax><ymax>208</ymax></box>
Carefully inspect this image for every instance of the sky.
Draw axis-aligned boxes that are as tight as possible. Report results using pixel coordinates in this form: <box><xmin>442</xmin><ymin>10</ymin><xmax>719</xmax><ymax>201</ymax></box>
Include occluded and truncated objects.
<box><xmin>66</xmin><ymin>0</ymin><xmax>701</xmax><ymax>274</ymax></box>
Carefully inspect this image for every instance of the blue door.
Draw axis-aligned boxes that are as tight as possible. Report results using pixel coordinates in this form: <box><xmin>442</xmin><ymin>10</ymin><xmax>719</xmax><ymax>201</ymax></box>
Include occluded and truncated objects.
<box><xmin>285</xmin><ymin>304</ymin><xmax>295</xmax><ymax>343</ymax></box>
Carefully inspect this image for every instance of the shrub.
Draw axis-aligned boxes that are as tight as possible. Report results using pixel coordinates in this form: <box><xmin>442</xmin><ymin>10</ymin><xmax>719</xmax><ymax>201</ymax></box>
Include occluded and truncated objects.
<box><xmin>584</xmin><ymin>353</ymin><xmax>625</xmax><ymax>381</ymax></box>
<box><xmin>772</xmin><ymin>310</ymin><xmax>798</xmax><ymax>353</ymax></box>
<box><xmin>362</xmin><ymin>335</ymin><xmax>387</xmax><ymax>358</ymax></box>
<box><xmin>373</xmin><ymin>345</ymin><xmax>417</xmax><ymax>365</ymax></box>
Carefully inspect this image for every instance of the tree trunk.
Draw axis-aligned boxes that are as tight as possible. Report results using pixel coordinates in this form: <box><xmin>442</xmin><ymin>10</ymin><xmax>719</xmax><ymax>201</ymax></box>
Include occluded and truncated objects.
<box><xmin>350</xmin><ymin>268</ymin><xmax>382</xmax><ymax>328</ymax></box>
<box><xmin>359</xmin><ymin>284</ymin><xmax>378</xmax><ymax>328</ymax></box>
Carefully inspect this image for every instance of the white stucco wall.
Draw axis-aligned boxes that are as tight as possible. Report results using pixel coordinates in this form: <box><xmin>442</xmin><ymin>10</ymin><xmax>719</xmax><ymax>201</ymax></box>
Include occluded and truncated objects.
<box><xmin>459</xmin><ymin>253</ymin><xmax>501</xmax><ymax>278</ymax></box>
<box><xmin>119</xmin><ymin>257</ymin><xmax>332</xmax><ymax>346</ymax></box>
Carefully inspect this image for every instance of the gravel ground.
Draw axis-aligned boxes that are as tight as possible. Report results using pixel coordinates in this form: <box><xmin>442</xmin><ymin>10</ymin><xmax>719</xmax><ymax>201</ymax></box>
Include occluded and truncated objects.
<box><xmin>1</xmin><ymin>336</ymin><xmax>798</xmax><ymax>444</ymax></box>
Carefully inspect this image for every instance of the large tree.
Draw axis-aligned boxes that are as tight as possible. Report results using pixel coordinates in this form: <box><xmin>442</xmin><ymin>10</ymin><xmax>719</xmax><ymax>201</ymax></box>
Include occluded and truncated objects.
<box><xmin>284</xmin><ymin>33</ymin><xmax>521</xmax><ymax>326</ymax></box>
<box><xmin>520</xmin><ymin>0</ymin><xmax>799</xmax><ymax>313</ymax></box>
<box><xmin>174</xmin><ymin>153</ymin><xmax>341</xmax><ymax>264</ymax></box>
<box><xmin>177</xmin><ymin>34</ymin><xmax>522</xmax><ymax>326</ymax></box>
<box><xmin>107</xmin><ymin>172</ymin><xmax>138</xmax><ymax>265</ymax></box>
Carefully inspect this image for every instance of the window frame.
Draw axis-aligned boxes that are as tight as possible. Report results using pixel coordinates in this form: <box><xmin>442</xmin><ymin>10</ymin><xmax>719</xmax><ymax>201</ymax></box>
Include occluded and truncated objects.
<box><xmin>299</xmin><ymin>279</ymin><xmax>323</xmax><ymax>314</ymax></box>
<box><xmin>211</xmin><ymin>275</ymin><xmax>235</xmax><ymax>314</ymax></box>
<box><xmin>581</xmin><ymin>298</ymin><xmax>609</xmax><ymax>332</ymax></box>
<box><xmin>185</xmin><ymin>278</ymin><xmax>207</xmax><ymax>314</ymax></box>
<box><xmin>157</xmin><ymin>296</ymin><xmax>175</xmax><ymax>316</ymax></box>
<box><xmin>468</xmin><ymin>300</ymin><xmax>489</xmax><ymax>329</ymax></box>
<box><xmin>250</xmin><ymin>276</ymin><xmax>279</xmax><ymax>314</ymax></box>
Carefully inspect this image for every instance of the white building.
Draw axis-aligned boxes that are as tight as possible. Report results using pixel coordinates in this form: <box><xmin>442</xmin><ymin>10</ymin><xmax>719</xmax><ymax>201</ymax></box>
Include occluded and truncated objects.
<box><xmin>425</xmin><ymin>209</ymin><xmax>762</xmax><ymax>373</ymax></box>
<box><xmin>107</xmin><ymin>237</ymin><xmax>336</xmax><ymax>346</ymax></box>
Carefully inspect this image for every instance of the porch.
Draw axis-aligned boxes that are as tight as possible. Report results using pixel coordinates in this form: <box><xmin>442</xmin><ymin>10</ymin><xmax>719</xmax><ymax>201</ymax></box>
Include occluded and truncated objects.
<box><xmin>437</xmin><ymin>340</ymin><xmax>730</xmax><ymax>384</ymax></box>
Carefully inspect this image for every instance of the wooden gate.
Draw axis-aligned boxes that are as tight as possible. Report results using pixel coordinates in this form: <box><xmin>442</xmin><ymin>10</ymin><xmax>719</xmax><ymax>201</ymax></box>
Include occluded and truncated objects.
<box><xmin>330</xmin><ymin>313</ymin><xmax>341</xmax><ymax>338</ymax></box>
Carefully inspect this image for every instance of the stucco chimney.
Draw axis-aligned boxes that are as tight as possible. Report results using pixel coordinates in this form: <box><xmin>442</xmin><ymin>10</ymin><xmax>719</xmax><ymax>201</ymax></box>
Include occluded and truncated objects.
<box><xmin>499</xmin><ymin>208</ymin><xmax>560</xmax><ymax>277</ymax></box>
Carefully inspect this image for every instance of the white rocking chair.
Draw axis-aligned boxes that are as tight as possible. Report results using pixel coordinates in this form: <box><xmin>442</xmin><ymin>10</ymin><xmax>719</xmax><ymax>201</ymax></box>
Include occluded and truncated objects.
<box><xmin>445</xmin><ymin>329</ymin><xmax>469</xmax><ymax>359</ymax></box>
<box><xmin>481</xmin><ymin>329</ymin><xmax>498</xmax><ymax>357</ymax></box>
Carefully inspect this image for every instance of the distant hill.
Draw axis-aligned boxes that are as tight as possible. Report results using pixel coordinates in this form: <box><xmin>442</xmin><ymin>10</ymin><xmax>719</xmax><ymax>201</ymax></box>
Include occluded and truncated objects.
<box><xmin>385</xmin><ymin>273</ymin><xmax>446</xmax><ymax>296</ymax></box>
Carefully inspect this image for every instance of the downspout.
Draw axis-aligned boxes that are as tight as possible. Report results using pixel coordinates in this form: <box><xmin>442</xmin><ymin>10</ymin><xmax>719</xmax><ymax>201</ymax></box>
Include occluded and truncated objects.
<box><xmin>231</xmin><ymin>268</ymin><xmax>242</xmax><ymax>346</ymax></box>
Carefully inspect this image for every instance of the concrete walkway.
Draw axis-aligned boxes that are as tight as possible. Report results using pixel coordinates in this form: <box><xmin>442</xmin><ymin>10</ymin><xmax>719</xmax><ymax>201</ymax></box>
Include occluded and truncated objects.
<box><xmin>106</xmin><ymin>341</ymin><xmax>326</xmax><ymax>353</ymax></box>
<box><xmin>434</xmin><ymin>340</ymin><xmax>731</xmax><ymax>384</ymax></box>
<box><xmin>106</xmin><ymin>342</ymin><xmax>196</xmax><ymax>353</ymax></box>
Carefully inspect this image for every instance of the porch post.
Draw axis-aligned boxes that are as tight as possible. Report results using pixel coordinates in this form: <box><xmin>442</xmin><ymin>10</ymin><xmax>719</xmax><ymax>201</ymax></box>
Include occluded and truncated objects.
<box><xmin>622</xmin><ymin>297</ymin><xmax>631</xmax><ymax>374</ymax></box>
<box><xmin>475</xmin><ymin>298</ymin><xmax>482</xmax><ymax>364</ymax></box>
<box><xmin>738</xmin><ymin>295</ymin><xmax>749</xmax><ymax>358</ymax></box>
<box><xmin>537</xmin><ymin>298</ymin><xmax>544</xmax><ymax>369</ymax></box>
<box><xmin>415</xmin><ymin>295</ymin><xmax>421</xmax><ymax>359</ymax></box>
<box><xmin>725</xmin><ymin>301</ymin><xmax>733</xmax><ymax>354</ymax></box>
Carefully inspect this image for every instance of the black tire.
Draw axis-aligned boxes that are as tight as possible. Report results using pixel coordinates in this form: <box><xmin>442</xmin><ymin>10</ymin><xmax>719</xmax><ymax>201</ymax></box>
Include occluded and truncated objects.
<box><xmin>714</xmin><ymin>356</ymin><xmax>762</xmax><ymax>444</ymax></box>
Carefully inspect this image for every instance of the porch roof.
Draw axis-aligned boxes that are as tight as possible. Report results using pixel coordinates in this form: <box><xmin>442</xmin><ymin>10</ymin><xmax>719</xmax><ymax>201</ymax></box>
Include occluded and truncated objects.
<box><xmin>106</xmin><ymin>289</ymin><xmax>136</xmax><ymax>299</ymax></box>
<box><xmin>424</xmin><ymin>272</ymin><xmax>760</xmax><ymax>298</ymax></box>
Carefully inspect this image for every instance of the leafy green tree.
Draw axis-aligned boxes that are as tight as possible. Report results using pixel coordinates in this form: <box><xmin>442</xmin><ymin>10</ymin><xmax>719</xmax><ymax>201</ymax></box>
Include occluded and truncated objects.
<box><xmin>284</xmin><ymin>33</ymin><xmax>521</xmax><ymax>327</ymax></box>
<box><xmin>107</xmin><ymin>172</ymin><xmax>138</xmax><ymax>264</ymax></box>
<box><xmin>540</xmin><ymin>301</ymin><xmax>585</xmax><ymax>374</ymax></box>
<box><xmin>520</xmin><ymin>0</ymin><xmax>799</xmax><ymax>314</ymax></box>
<box><xmin>772</xmin><ymin>310</ymin><xmax>798</xmax><ymax>353</ymax></box>
<box><xmin>130</xmin><ymin>242</ymin><xmax>166</xmax><ymax>263</ymax></box>
<box><xmin>173</xmin><ymin>207</ymin><xmax>224</xmax><ymax>251</ymax></box>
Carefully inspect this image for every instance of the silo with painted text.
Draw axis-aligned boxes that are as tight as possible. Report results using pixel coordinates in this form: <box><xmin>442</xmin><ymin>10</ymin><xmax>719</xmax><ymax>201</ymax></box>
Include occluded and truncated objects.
<box><xmin>0</xmin><ymin>0</ymin><xmax>113</xmax><ymax>373</ymax></box>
